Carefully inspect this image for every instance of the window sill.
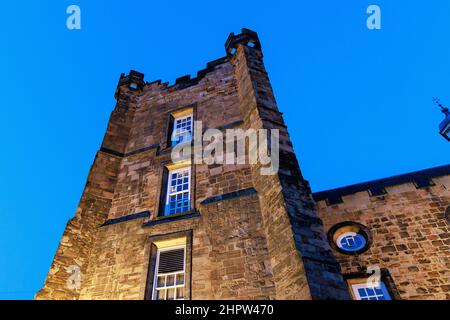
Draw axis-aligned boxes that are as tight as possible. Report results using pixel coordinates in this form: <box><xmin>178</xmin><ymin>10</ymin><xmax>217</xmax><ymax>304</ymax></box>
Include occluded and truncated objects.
<box><xmin>157</xmin><ymin>142</ymin><xmax>193</xmax><ymax>157</ymax></box>
<box><xmin>143</xmin><ymin>210</ymin><xmax>200</xmax><ymax>227</ymax></box>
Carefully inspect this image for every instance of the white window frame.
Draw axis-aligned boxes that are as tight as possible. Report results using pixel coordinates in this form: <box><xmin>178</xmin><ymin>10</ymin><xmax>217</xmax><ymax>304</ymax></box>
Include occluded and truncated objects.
<box><xmin>152</xmin><ymin>245</ymin><xmax>186</xmax><ymax>300</ymax></box>
<box><xmin>336</xmin><ymin>232</ymin><xmax>366</xmax><ymax>252</ymax></box>
<box><xmin>165</xmin><ymin>166</ymin><xmax>191</xmax><ymax>216</ymax></box>
<box><xmin>171</xmin><ymin>114</ymin><xmax>193</xmax><ymax>146</ymax></box>
<box><xmin>351</xmin><ymin>281</ymin><xmax>391</xmax><ymax>300</ymax></box>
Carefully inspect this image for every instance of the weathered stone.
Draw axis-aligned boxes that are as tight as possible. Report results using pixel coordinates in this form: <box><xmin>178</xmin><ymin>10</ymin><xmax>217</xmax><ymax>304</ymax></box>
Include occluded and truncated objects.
<box><xmin>316</xmin><ymin>168</ymin><xmax>450</xmax><ymax>300</ymax></box>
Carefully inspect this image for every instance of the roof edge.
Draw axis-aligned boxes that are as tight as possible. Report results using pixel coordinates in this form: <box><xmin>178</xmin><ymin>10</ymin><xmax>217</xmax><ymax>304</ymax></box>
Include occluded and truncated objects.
<box><xmin>312</xmin><ymin>164</ymin><xmax>450</xmax><ymax>205</ymax></box>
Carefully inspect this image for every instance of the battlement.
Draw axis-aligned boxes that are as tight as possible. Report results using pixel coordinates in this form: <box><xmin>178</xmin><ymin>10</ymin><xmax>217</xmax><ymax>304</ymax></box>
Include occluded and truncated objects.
<box><xmin>114</xmin><ymin>56</ymin><xmax>231</xmax><ymax>96</ymax></box>
<box><xmin>144</xmin><ymin>56</ymin><xmax>229</xmax><ymax>91</ymax></box>
<box><xmin>114</xmin><ymin>28</ymin><xmax>262</xmax><ymax>95</ymax></box>
<box><xmin>114</xmin><ymin>70</ymin><xmax>145</xmax><ymax>99</ymax></box>
<box><xmin>225</xmin><ymin>28</ymin><xmax>261</xmax><ymax>57</ymax></box>
<box><xmin>313</xmin><ymin>164</ymin><xmax>450</xmax><ymax>207</ymax></box>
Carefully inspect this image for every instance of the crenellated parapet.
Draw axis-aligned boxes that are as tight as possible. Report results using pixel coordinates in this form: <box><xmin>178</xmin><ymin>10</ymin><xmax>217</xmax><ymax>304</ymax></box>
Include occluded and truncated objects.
<box><xmin>314</xmin><ymin>165</ymin><xmax>450</xmax><ymax>209</ymax></box>
<box><xmin>144</xmin><ymin>57</ymin><xmax>229</xmax><ymax>92</ymax></box>
<box><xmin>115</xmin><ymin>70</ymin><xmax>145</xmax><ymax>99</ymax></box>
<box><xmin>225</xmin><ymin>28</ymin><xmax>262</xmax><ymax>58</ymax></box>
<box><xmin>113</xmin><ymin>29</ymin><xmax>261</xmax><ymax>96</ymax></box>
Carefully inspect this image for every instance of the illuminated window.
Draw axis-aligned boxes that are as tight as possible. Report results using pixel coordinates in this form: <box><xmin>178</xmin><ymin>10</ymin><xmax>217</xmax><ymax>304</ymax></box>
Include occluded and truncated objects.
<box><xmin>337</xmin><ymin>232</ymin><xmax>367</xmax><ymax>252</ymax></box>
<box><xmin>328</xmin><ymin>222</ymin><xmax>371</xmax><ymax>255</ymax></box>
<box><xmin>170</xmin><ymin>114</ymin><xmax>193</xmax><ymax>146</ymax></box>
<box><xmin>164</xmin><ymin>167</ymin><xmax>191</xmax><ymax>216</ymax></box>
<box><xmin>145</xmin><ymin>232</ymin><xmax>192</xmax><ymax>301</ymax></box>
<box><xmin>350</xmin><ymin>281</ymin><xmax>391</xmax><ymax>300</ymax></box>
<box><xmin>152</xmin><ymin>245</ymin><xmax>186</xmax><ymax>300</ymax></box>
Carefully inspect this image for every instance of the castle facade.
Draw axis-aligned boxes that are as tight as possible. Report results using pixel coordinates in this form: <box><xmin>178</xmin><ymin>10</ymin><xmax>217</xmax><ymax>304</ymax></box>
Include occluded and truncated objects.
<box><xmin>36</xmin><ymin>29</ymin><xmax>450</xmax><ymax>300</ymax></box>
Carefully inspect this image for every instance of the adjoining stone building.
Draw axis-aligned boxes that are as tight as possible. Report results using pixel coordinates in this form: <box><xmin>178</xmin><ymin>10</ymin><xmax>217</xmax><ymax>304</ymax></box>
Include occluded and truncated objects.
<box><xmin>36</xmin><ymin>29</ymin><xmax>450</xmax><ymax>300</ymax></box>
<box><xmin>314</xmin><ymin>165</ymin><xmax>450</xmax><ymax>300</ymax></box>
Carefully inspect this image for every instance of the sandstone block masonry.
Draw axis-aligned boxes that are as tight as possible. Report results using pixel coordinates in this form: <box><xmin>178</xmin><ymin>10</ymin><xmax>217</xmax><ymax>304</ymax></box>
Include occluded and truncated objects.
<box><xmin>36</xmin><ymin>29</ymin><xmax>350</xmax><ymax>300</ymax></box>
<box><xmin>315</xmin><ymin>165</ymin><xmax>450</xmax><ymax>300</ymax></box>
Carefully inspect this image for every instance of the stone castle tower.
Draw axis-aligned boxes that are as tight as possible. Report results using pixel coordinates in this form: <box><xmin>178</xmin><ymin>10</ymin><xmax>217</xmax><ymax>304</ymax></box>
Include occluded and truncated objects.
<box><xmin>36</xmin><ymin>28</ymin><xmax>450</xmax><ymax>301</ymax></box>
<box><xmin>36</xmin><ymin>28</ymin><xmax>350</xmax><ymax>300</ymax></box>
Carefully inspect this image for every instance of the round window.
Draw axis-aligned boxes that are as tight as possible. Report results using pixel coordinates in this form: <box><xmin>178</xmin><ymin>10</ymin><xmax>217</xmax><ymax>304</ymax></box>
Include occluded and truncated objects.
<box><xmin>336</xmin><ymin>232</ymin><xmax>367</xmax><ymax>252</ymax></box>
<box><xmin>328</xmin><ymin>222</ymin><xmax>371</xmax><ymax>255</ymax></box>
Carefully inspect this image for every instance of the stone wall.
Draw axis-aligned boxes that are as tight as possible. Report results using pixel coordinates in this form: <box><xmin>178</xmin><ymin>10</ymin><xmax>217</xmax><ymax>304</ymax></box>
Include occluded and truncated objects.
<box><xmin>104</xmin><ymin>59</ymin><xmax>253</xmax><ymax>221</ymax></box>
<box><xmin>230</xmin><ymin>35</ymin><xmax>349</xmax><ymax>299</ymax></box>
<box><xmin>38</xmin><ymin>28</ymin><xmax>361</xmax><ymax>300</ymax></box>
<box><xmin>79</xmin><ymin>192</ymin><xmax>276</xmax><ymax>299</ymax></box>
<box><xmin>36</xmin><ymin>152</ymin><xmax>121</xmax><ymax>299</ymax></box>
<box><xmin>315</xmin><ymin>170</ymin><xmax>450</xmax><ymax>299</ymax></box>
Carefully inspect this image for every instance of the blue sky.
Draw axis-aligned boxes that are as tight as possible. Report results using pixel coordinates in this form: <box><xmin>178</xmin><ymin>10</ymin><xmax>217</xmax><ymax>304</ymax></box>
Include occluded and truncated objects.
<box><xmin>0</xmin><ymin>1</ymin><xmax>449</xmax><ymax>299</ymax></box>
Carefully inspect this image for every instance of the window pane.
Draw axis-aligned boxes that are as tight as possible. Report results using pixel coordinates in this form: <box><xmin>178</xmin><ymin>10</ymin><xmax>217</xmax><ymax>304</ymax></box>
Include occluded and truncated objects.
<box><xmin>177</xmin><ymin>287</ymin><xmax>185</xmax><ymax>299</ymax></box>
<box><xmin>171</xmin><ymin>115</ymin><xmax>193</xmax><ymax>146</ymax></box>
<box><xmin>351</xmin><ymin>281</ymin><xmax>391</xmax><ymax>301</ymax></box>
<box><xmin>156</xmin><ymin>289</ymin><xmax>165</xmax><ymax>300</ymax></box>
<box><xmin>157</xmin><ymin>276</ymin><xmax>165</xmax><ymax>288</ymax></box>
<box><xmin>337</xmin><ymin>232</ymin><xmax>366</xmax><ymax>252</ymax></box>
<box><xmin>166</xmin><ymin>274</ymin><xmax>175</xmax><ymax>287</ymax></box>
<box><xmin>154</xmin><ymin>246</ymin><xmax>187</xmax><ymax>301</ymax></box>
<box><xmin>358</xmin><ymin>288</ymin><xmax>366</xmax><ymax>297</ymax></box>
<box><xmin>167</xmin><ymin>288</ymin><xmax>175</xmax><ymax>300</ymax></box>
<box><xmin>176</xmin><ymin>273</ymin><xmax>185</xmax><ymax>285</ymax></box>
<box><xmin>165</xmin><ymin>167</ymin><xmax>191</xmax><ymax>215</ymax></box>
